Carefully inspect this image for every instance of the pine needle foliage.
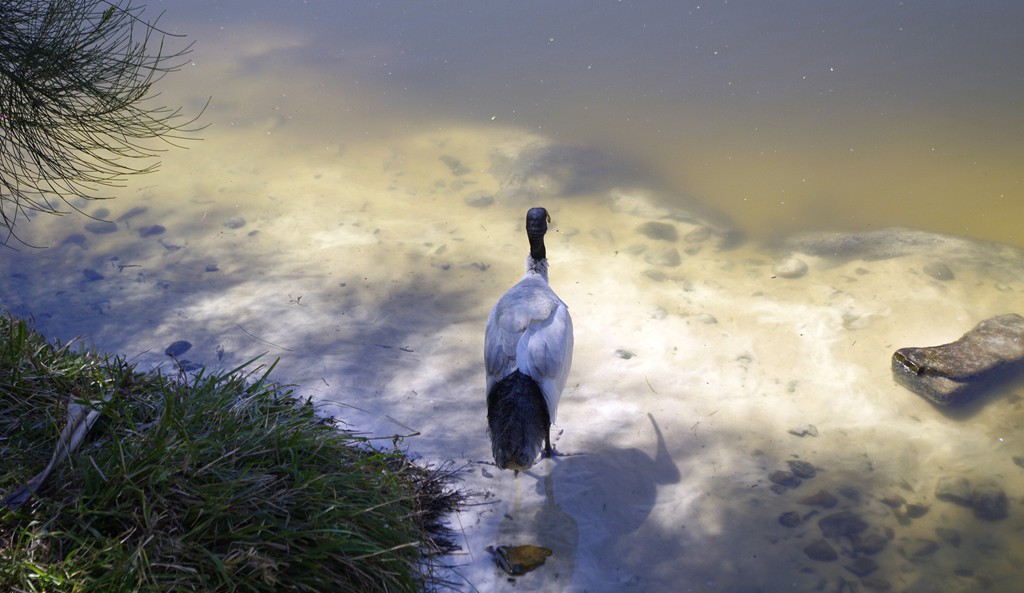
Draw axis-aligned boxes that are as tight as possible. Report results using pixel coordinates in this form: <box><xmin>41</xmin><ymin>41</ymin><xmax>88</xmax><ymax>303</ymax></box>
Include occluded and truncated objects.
<box><xmin>0</xmin><ymin>0</ymin><xmax>205</xmax><ymax>244</ymax></box>
<box><xmin>0</xmin><ymin>313</ymin><xmax>463</xmax><ymax>593</ymax></box>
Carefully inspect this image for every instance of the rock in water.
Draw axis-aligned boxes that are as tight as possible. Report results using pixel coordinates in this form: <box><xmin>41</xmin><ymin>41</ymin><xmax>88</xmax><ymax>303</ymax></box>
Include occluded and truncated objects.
<box><xmin>773</xmin><ymin>256</ymin><xmax>809</xmax><ymax>279</ymax></box>
<box><xmin>164</xmin><ymin>340</ymin><xmax>193</xmax><ymax>357</ymax></box>
<box><xmin>138</xmin><ymin>224</ymin><xmax>166</xmax><ymax>238</ymax></box>
<box><xmin>971</xmin><ymin>482</ymin><xmax>1008</xmax><ymax>521</ymax></box>
<box><xmin>891</xmin><ymin>313</ymin><xmax>1024</xmax><ymax>405</ymax></box>
<box><xmin>788</xmin><ymin>423</ymin><xmax>819</xmax><ymax>437</ymax></box>
<box><xmin>787</xmin><ymin>459</ymin><xmax>817</xmax><ymax>479</ymax></box>
<box><xmin>800</xmin><ymin>490</ymin><xmax>838</xmax><ymax>508</ymax></box>
<box><xmin>488</xmin><ymin>544</ymin><xmax>553</xmax><ymax>576</ymax></box>
<box><xmin>82</xmin><ymin>268</ymin><xmax>104</xmax><ymax>281</ymax></box>
<box><xmin>803</xmin><ymin>539</ymin><xmax>838</xmax><ymax>562</ymax></box>
<box><xmin>778</xmin><ymin>511</ymin><xmax>802</xmax><ymax>527</ymax></box>
<box><xmin>846</xmin><ymin>556</ymin><xmax>879</xmax><ymax>577</ymax></box>
<box><xmin>935</xmin><ymin>476</ymin><xmax>973</xmax><ymax>506</ymax></box>
<box><xmin>637</xmin><ymin>221</ymin><xmax>678</xmax><ymax>242</ymax></box>
<box><xmin>818</xmin><ymin>510</ymin><xmax>868</xmax><ymax>539</ymax></box>
<box><xmin>769</xmin><ymin>470</ymin><xmax>801</xmax><ymax>489</ymax></box>
<box><xmin>923</xmin><ymin>261</ymin><xmax>955</xmax><ymax>281</ymax></box>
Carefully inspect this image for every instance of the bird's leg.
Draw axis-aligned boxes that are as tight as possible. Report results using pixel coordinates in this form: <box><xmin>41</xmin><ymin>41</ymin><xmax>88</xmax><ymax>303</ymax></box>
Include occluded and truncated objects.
<box><xmin>543</xmin><ymin>428</ymin><xmax>552</xmax><ymax>458</ymax></box>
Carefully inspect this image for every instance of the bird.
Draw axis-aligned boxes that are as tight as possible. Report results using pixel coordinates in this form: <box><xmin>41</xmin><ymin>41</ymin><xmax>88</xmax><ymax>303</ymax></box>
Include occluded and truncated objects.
<box><xmin>484</xmin><ymin>207</ymin><xmax>574</xmax><ymax>473</ymax></box>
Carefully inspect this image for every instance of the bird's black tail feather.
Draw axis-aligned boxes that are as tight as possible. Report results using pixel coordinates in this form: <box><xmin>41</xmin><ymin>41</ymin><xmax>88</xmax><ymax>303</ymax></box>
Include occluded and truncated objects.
<box><xmin>487</xmin><ymin>370</ymin><xmax>551</xmax><ymax>471</ymax></box>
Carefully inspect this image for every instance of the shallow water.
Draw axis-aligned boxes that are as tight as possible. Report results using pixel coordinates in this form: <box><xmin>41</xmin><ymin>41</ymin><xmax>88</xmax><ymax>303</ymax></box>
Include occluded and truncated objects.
<box><xmin>4</xmin><ymin>3</ymin><xmax>1024</xmax><ymax>592</ymax></box>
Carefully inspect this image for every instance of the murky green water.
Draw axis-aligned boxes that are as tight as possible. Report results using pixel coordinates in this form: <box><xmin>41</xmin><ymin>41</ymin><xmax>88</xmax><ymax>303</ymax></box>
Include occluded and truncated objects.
<box><xmin>4</xmin><ymin>2</ymin><xmax>1024</xmax><ymax>592</ymax></box>
<box><xmin>157</xmin><ymin>0</ymin><xmax>1024</xmax><ymax>248</ymax></box>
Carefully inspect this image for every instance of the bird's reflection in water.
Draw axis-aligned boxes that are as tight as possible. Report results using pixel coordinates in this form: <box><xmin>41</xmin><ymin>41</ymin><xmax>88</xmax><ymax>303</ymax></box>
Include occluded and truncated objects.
<box><xmin>487</xmin><ymin>414</ymin><xmax>680</xmax><ymax>591</ymax></box>
<box><xmin>490</xmin><ymin>468</ymin><xmax>579</xmax><ymax>591</ymax></box>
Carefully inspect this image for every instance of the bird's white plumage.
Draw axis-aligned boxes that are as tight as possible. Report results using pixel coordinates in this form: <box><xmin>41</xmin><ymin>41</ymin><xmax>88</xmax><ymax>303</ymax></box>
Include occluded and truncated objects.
<box><xmin>484</xmin><ymin>257</ymin><xmax>574</xmax><ymax>423</ymax></box>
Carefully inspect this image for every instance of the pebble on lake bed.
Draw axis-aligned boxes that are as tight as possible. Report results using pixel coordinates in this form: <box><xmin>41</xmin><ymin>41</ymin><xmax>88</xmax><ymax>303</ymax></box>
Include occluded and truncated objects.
<box><xmin>922</xmin><ymin>261</ymin><xmax>954</xmax><ymax>281</ymax></box>
<box><xmin>84</xmin><ymin>221</ymin><xmax>117</xmax><ymax>235</ymax></box>
<box><xmin>800</xmin><ymin>490</ymin><xmax>838</xmax><ymax>508</ymax></box>
<box><xmin>900</xmin><ymin>538</ymin><xmax>939</xmax><ymax>560</ymax></box>
<box><xmin>62</xmin><ymin>234</ymin><xmax>88</xmax><ymax>248</ymax></box>
<box><xmin>82</xmin><ymin>268</ymin><xmax>104</xmax><ymax>281</ymax></box>
<box><xmin>845</xmin><ymin>556</ymin><xmax>878</xmax><ymax>577</ymax></box>
<box><xmin>642</xmin><ymin>246</ymin><xmax>681</xmax><ymax>267</ymax></box>
<box><xmin>788</xmin><ymin>423</ymin><xmax>819</xmax><ymax>437</ymax></box>
<box><xmin>786</xmin><ymin>459</ymin><xmax>817</xmax><ymax>479</ymax></box>
<box><xmin>852</xmin><ymin>532</ymin><xmax>889</xmax><ymax>555</ymax></box>
<box><xmin>803</xmin><ymin>539</ymin><xmax>837</xmax><ymax>562</ymax></box>
<box><xmin>464</xmin><ymin>192</ymin><xmax>494</xmax><ymax>208</ymax></box>
<box><xmin>164</xmin><ymin>340</ymin><xmax>193</xmax><ymax>357</ymax></box>
<box><xmin>138</xmin><ymin>224</ymin><xmax>166</xmax><ymax>238</ymax></box>
<box><xmin>778</xmin><ymin>511</ymin><xmax>802</xmax><ymax>527</ymax></box>
<box><xmin>773</xmin><ymin>256</ymin><xmax>808</xmax><ymax>279</ymax></box>
<box><xmin>768</xmin><ymin>470</ymin><xmax>801</xmax><ymax>490</ymax></box>
<box><xmin>934</xmin><ymin>476</ymin><xmax>972</xmax><ymax>506</ymax></box>
<box><xmin>971</xmin><ymin>482</ymin><xmax>1008</xmax><ymax>521</ymax></box>
<box><xmin>636</xmin><ymin>221</ymin><xmax>678</xmax><ymax>242</ymax></box>
<box><xmin>818</xmin><ymin>510</ymin><xmax>868</xmax><ymax>539</ymax></box>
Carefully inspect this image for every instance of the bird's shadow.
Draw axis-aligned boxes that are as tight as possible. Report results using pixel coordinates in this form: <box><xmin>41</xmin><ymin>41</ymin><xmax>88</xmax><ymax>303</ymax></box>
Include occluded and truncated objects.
<box><xmin>551</xmin><ymin>413</ymin><xmax>680</xmax><ymax>531</ymax></box>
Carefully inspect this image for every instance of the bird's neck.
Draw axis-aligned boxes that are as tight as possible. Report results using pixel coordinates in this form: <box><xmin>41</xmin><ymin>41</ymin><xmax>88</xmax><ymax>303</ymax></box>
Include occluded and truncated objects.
<box><xmin>528</xmin><ymin>232</ymin><xmax>546</xmax><ymax>262</ymax></box>
<box><xmin>525</xmin><ymin>255</ymin><xmax>549</xmax><ymax>281</ymax></box>
<box><xmin>526</xmin><ymin>223</ymin><xmax>549</xmax><ymax>280</ymax></box>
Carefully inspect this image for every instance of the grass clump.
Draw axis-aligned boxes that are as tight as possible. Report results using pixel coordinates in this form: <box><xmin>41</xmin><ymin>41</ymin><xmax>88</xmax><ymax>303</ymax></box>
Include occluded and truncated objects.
<box><xmin>0</xmin><ymin>313</ymin><xmax>463</xmax><ymax>593</ymax></box>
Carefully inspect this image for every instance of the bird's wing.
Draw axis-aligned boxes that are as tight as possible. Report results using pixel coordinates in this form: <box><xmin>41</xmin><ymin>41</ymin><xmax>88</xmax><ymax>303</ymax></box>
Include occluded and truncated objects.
<box><xmin>484</xmin><ymin>303</ymin><xmax>518</xmax><ymax>392</ymax></box>
<box><xmin>484</xmin><ymin>277</ymin><xmax>574</xmax><ymax>422</ymax></box>
<box><xmin>484</xmin><ymin>281</ymin><xmax>545</xmax><ymax>390</ymax></box>
<box><xmin>516</xmin><ymin>298</ymin><xmax>573</xmax><ymax>423</ymax></box>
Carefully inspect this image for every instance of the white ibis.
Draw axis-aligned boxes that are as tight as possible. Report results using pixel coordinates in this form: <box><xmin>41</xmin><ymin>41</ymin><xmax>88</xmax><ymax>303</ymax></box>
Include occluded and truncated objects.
<box><xmin>484</xmin><ymin>207</ymin><xmax>574</xmax><ymax>473</ymax></box>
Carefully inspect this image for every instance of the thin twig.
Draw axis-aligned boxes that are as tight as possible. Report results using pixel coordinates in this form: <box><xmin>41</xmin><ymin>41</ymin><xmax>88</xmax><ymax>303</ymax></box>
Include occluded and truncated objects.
<box><xmin>236</xmin><ymin>324</ymin><xmax>292</xmax><ymax>351</ymax></box>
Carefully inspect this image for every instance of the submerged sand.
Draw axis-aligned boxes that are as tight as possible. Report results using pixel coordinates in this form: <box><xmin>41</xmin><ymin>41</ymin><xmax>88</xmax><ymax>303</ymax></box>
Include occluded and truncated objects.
<box><xmin>3</xmin><ymin>125</ymin><xmax>1023</xmax><ymax>592</ymax></box>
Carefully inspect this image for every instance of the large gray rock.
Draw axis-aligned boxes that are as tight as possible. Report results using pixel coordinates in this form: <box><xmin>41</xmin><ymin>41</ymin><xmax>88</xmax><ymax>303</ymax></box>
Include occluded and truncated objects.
<box><xmin>891</xmin><ymin>313</ymin><xmax>1024</xmax><ymax>405</ymax></box>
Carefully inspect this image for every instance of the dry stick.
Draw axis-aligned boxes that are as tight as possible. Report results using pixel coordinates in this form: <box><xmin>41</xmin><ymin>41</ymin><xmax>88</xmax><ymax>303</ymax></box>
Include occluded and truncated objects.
<box><xmin>1</xmin><ymin>394</ymin><xmax>109</xmax><ymax>510</ymax></box>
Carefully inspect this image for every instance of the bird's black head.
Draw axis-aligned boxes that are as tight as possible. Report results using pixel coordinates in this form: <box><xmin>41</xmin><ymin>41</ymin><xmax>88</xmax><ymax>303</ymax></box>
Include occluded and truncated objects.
<box><xmin>525</xmin><ymin>207</ymin><xmax>550</xmax><ymax>261</ymax></box>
